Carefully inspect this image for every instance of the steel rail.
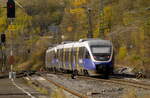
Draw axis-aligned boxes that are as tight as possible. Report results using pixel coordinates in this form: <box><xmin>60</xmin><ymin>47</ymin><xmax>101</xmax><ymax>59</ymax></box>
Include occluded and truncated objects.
<box><xmin>111</xmin><ymin>78</ymin><xmax>150</xmax><ymax>90</ymax></box>
<box><xmin>40</xmin><ymin>74</ymin><xmax>88</xmax><ymax>98</ymax></box>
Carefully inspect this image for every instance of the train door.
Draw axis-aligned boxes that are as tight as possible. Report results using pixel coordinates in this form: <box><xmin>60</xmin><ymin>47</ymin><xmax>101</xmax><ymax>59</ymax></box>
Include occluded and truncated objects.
<box><xmin>65</xmin><ymin>48</ymin><xmax>69</xmax><ymax>70</ymax></box>
<box><xmin>72</xmin><ymin>47</ymin><xmax>76</xmax><ymax>70</ymax></box>
<box><xmin>57</xmin><ymin>49</ymin><xmax>61</xmax><ymax>70</ymax></box>
<box><xmin>68</xmin><ymin>48</ymin><xmax>72</xmax><ymax>70</ymax></box>
<box><xmin>70</xmin><ymin>47</ymin><xmax>74</xmax><ymax>71</ymax></box>
<box><xmin>60</xmin><ymin>49</ymin><xmax>63</xmax><ymax>69</ymax></box>
<box><xmin>46</xmin><ymin>51</ymin><xmax>51</xmax><ymax>68</ymax></box>
<box><xmin>55</xmin><ymin>50</ymin><xmax>58</xmax><ymax>69</ymax></box>
<box><xmin>63</xmin><ymin>48</ymin><xmax>66</xmax><ymax>69</ymax></box>
<box><xmin>78</xmin><ymin>47</ymin><xmax>84</xmax><ymax>70</ymax></box>
<box><xmin>83</xmin><ymin>48</ymin><xmax>93</xmax><ymax>70</ymax></box>
<box><xmin>51</xmin><ymin>51</ymin><xmax>54</xmax><ymax>68</ymax></box>
<box><xmin>53</xmin><ymin>50</ymin><xmax>57</xmax><ymax>69</ymax></box>
<box><xmin>76</xmin><ymin>47</ymin><xmax>79</xmax><ymax>70</ymax></box>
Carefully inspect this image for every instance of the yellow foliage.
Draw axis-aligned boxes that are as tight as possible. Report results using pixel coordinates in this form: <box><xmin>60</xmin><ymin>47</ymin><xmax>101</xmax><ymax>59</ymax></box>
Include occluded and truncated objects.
<box><xmin>0</xmin><ymin>17</ymin><xmax>6</xmax><ymax>25</ymax></box>
<box><xmin>93</xmin><ymin>24</ymin><xmax>100</xmax><ymax>38</ymax></box>
<box><xmin>72</xmin><ymin>0</ymin><xmax>87</xmax><ymax>6</ymax></box>
<box><xmin>139</xmin><ymin>26</ymin><xmax>145</xmax><ymax>41</ymax></box>
<box><xmin>118</xmin><ymin>45</ymin><xmax>127</xmax><ymax>60</ymax></box>
<box><xmin>69</xmin><ymin>8</ymin><xmax>85</xmax><ymax>14</ymax></box>
<box><xmin>67</xmin><ymin>26</ymin><xmax>73</xmax><ymax>32</ymax></box>
<box><xmin>131</xmin><ymin>31</ymin><xmax>140</xmax><ymax>45</ymax></box>
<box><xmin>51</xmin><ymin>88</ymin><xmax>67</xmax><ymax>98</ymax></box>
<box><xmin>122</xmin><ymin>89</ymin><xmax>137</xmax><ymax>98</ymax></box>
<box><xmin>104</xmin><ymin>5</ymin><xmax>112</xmax><ymax>21</ymax></box>
<box><xmin>104</xmin><ymin>28</ymin><xmax>110</xmax><ymax>36</ymax></box>
<box><xmin>123</xmin><ymin>12</ymin><xmax>134</xmax><ymax>25</ymax></box>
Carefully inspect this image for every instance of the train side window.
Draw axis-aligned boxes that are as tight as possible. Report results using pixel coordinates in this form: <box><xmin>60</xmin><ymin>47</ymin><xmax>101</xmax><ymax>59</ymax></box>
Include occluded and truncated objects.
<box><xmin>79</xmin><ymin>47</ymin><xmax>84</xmax><ymax>59</ymax></box>
<box><xmin>71</xmin><ymin>47</ymin><xmax>74</xmax><ymax>66</ymax></box>
<box><xmin>57</xmin><ymin>49</ymin><xmax>60</xmax><ymax>61</ymax></box>
<box><xmin>48</xmin><ymin>52</ymin><xmax>51</xmax><ymax>65</ymax></box>
<box><xmin>73</xmin><ymin>48</ymin><xmax>76</xmax><ymax>63</ymax></box>
<box><xmin>75</xmin><ymin>48</ymin><xmax>78</xmax><ymax>63</ymax></box>
<box><xmin>66</xmin><ymin>48</ymin><xmax>68</xmax><ymax>63</ymax></box>
<box><xmin>81</xmin><ymin>47</ymin><xmax>84</xmax><ymax>59</ymax></box>
<box><xmin>69</xmin><ymin>48</ymin><xmax>71</xmax><ymax>65</ymax></box>
<box><xmin>53</xmin><ymin>51</ymin><xmax>56</xmax><ymax>59</ymax></box>
<box><xmin>55</xmin><ymin>51</ymin><xmax>57</xmax><ymax>59</ymax></box>
<box><xmin>85</xmin><ymin>49</ymin><xmax>90</xmax><ymax>59</ymax></box>
<box><xmin>60</xmin><ymin>49</ymin><xmax>63</xmax><ymax>66</ymax></box>
<box><xmin>79</xmin><ymin>47</ymin><xmax>81</xmax><ymax>59</ymax></box>
<box><xmin>76</xmin><ymin>47</ymin><xmax>79</xmax><ymax>63</ymax></box>
<box><xmin>63</xmin><ymin>49</ymin><xmax>65</xmax><ymax>63</ymax></box>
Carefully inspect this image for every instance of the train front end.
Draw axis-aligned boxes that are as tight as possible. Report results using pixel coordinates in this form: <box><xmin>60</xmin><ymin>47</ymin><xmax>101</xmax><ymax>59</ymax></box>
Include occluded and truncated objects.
<box><xmin>88</xmin><ymin>40</ymin><xmax>114</xmax><ymax>75</ymax></box>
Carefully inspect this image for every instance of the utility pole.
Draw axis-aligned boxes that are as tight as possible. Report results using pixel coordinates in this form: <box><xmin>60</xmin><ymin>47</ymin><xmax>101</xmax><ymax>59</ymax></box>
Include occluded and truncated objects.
<box><xmin>87</xmin><ymin>8</ymin><xmax>93</xmax><ymax>38</ymax></box>
<box><xmin>99</xmin><ymin>0</ymin><xmax>105</xmax><ymax>39</ymax></box>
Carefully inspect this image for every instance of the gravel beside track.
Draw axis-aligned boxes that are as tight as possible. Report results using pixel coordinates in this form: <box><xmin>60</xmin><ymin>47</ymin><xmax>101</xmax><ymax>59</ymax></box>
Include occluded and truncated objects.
<box><xmin>0</xmin><ymin>78</ymin><xmax>37</xmax><ymax>98</ymax></box>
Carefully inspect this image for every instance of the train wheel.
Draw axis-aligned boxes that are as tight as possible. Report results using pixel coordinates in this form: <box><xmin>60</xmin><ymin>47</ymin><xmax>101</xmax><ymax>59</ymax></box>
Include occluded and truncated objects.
<box><xmin>71</xmin><ymin>70</ymin><xmax>78</xmax><ymax>79</ymax></box>
<box><xmin>79</xmin><ymin>69</ymin><xmax>84</xmax><ymax>76</ymax></box>
<box><xmin>84</xmin><ymin>70</ymin><xmax>89</xmax><ymax>76</ymax></box>
<box><xmin>103</xmin><ymin>74</ymin><xmax>109</xmax><ymax>79</ymax></box>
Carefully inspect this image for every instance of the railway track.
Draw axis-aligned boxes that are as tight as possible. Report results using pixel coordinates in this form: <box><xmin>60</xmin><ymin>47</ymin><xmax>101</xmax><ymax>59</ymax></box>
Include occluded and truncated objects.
<box><xmin>41</xmin><ymin>72</ymin><xmax>150</xmax><ymax>90</ymax></box>
<box><xmin>34</xmin><ymin>73</ymin><xmax>88</xmax><ymax>98</ymax></box>
<box><xmin>23</xmin><ymin>71</ymin><xmax>150</xmax><ymax>98</ymax></box>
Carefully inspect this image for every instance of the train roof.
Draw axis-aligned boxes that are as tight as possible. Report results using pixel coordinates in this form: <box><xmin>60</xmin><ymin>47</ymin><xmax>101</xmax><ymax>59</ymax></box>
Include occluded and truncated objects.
<box><xmin>86</xmin><ymin>39</ymin><xmax>112</xmax><ymax>46</ymax></box>
<box><xmin>47</xmin><ymin>39</ymin><xmax>112</xmax><ymax>52</ymax></box>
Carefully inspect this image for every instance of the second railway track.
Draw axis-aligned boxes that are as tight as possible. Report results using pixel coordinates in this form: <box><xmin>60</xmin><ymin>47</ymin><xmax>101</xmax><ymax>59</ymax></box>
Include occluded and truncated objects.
<box><xmin>78</xmin><ymin>76</ymin><xmax>150</xmax><ymax>90</ymax></box>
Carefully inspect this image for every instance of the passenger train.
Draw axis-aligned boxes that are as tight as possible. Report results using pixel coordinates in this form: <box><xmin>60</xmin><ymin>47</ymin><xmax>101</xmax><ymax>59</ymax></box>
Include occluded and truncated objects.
<box><xmin>45</xmin><ymin>39</ymin><xmax>114</xmax><ymax>76</ymax></box>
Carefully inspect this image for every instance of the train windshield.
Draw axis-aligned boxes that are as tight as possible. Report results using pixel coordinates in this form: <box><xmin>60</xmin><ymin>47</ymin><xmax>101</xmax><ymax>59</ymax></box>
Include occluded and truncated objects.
<box><xmin>91</xmin><ymin>46</ymin><xmax>111</xmax><ymax>61</ymax></box>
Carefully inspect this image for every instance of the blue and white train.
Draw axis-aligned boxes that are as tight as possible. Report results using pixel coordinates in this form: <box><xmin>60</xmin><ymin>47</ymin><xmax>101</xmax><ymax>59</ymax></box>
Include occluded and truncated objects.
<box><xmin>45</xmin><ymin>39</ymin><xmax>114</xmax><ymax>76</ymax></box>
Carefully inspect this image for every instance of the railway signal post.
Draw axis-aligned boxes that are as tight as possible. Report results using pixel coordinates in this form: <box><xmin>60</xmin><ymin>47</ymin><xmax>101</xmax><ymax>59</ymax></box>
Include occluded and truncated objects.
<box><xmin>7</xmin><ymin>0</ymin><xmax>16</xmax><ymax>78</ymax></box>
<box><xmin>8</xmin><ymin>19</ymin><xmax>16</xmax><ymax>79</ymax></box>
<box><xmin>7</xmin><ymin>0</ymin><xmax>15</xmax><ymax>18</ymax></box>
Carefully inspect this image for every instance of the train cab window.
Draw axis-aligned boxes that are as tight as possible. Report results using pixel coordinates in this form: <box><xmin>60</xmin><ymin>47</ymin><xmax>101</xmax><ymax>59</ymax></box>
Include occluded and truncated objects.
<box><xmin>91</xmin><ymin>46</ymin><xmax>111</xmax><ymax>61</ymax></box>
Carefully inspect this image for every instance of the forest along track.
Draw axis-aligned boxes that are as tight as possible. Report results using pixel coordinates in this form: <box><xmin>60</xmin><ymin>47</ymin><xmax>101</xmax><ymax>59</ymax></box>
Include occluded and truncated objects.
<box><xmin>36</xmin><ymin>73</ymin><xmax>88</xmax><ymax>98</ymax></box>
